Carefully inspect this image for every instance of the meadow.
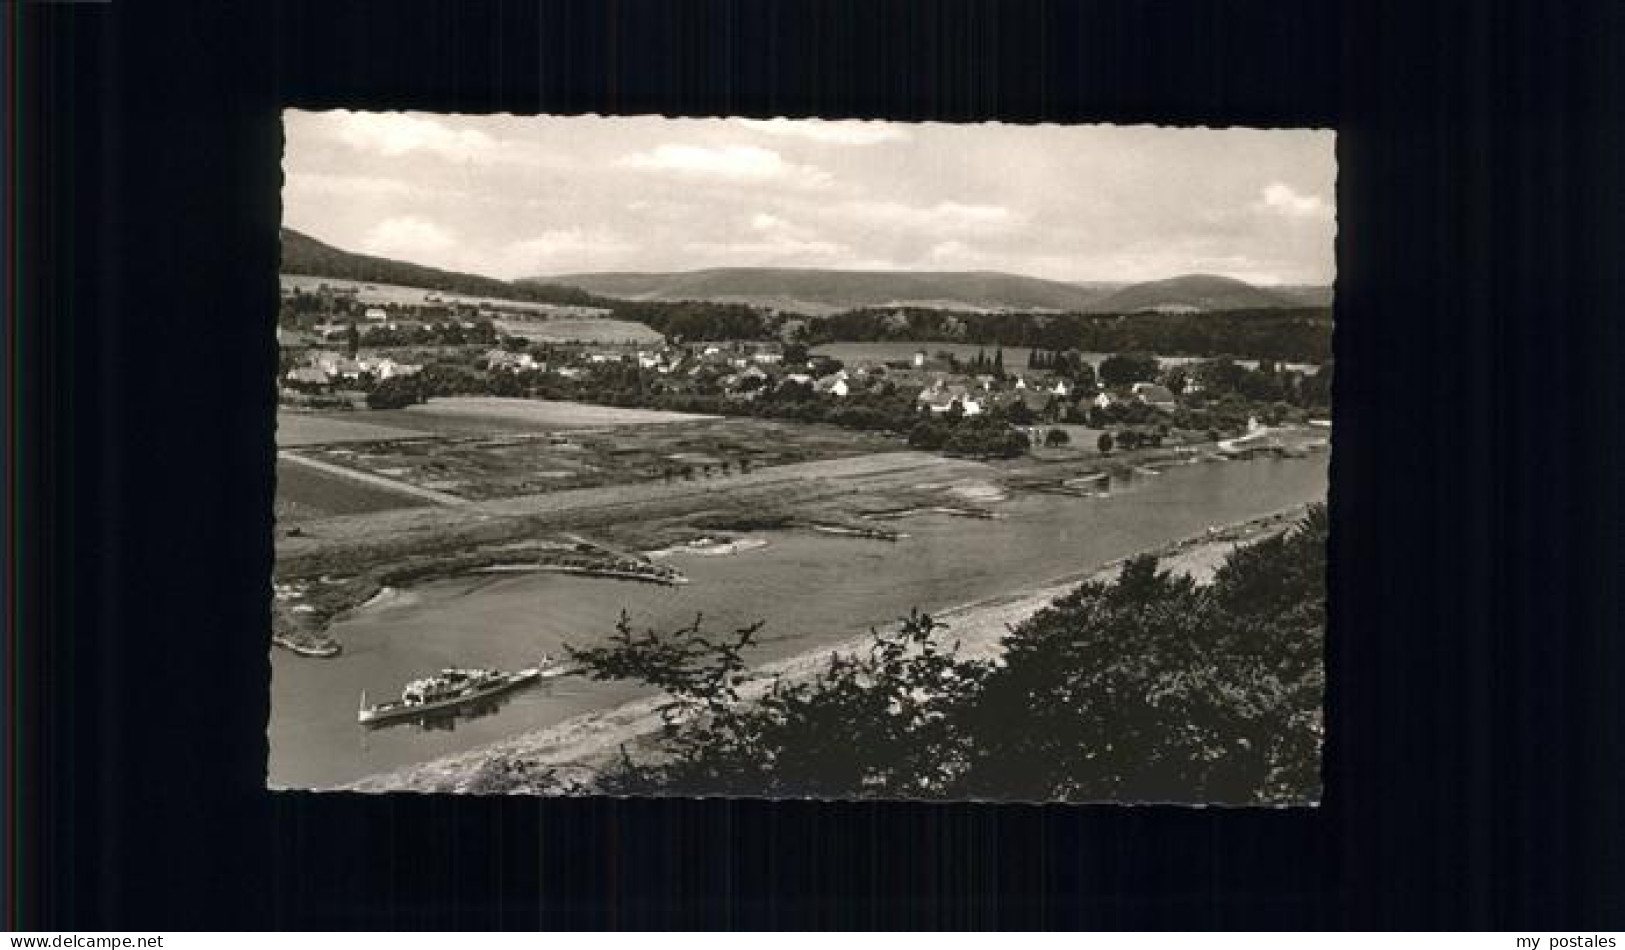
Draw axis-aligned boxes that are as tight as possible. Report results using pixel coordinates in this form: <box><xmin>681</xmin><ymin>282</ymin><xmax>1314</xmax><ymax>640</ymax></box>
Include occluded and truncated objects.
<box><xmin>493</xmin><ymin>317</ymin><xmax>663</xmax><ymax>344</ymax></box>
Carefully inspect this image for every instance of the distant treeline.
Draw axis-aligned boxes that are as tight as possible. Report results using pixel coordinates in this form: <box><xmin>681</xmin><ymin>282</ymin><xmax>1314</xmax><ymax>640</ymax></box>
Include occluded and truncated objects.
<box><xmin>608</xmin><ymin>300</ymin><xmax>771</xmax><ymax>341</ymax></box>
<box><xmin>586</xmin><ymin>299</ymin><xmax>1333</xmax><ymax>363</ymax></box>
<box><xmin>803</xmin><ymin>306</ymin><xmax>1334</xmax><ymax>363</ymax></box>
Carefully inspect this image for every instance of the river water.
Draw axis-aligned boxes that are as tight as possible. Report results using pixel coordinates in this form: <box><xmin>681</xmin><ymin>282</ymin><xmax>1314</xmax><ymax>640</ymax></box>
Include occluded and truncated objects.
<box><xmin>268</xmin><ymin>455</ymin><xmax>1328</xmax><ymax>788</ymax></box>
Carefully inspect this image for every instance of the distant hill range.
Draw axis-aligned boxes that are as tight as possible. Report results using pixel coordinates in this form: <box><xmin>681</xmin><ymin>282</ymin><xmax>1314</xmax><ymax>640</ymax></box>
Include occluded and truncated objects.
<box><xmin>281</xmin><ymin>228</ymin><xmax>1331</xmax><ymax>315</ymax></box>
<box><xmin>536</xmin><ymin>267</ymin><xmax>1328</xmax><ymax>315</ymax></box>
<box><xmin>535</xmin><ymin>268</ymin><xmax>1123</xmax><ymax>315</ymax></box>
<box><xmin>280</xmin><ymin>227</ymin><xmax>600</xmax><ymax>307</ymax></box>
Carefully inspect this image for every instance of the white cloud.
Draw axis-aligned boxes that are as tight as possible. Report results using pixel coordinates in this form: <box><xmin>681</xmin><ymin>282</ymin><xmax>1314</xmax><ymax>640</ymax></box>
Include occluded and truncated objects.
<box><xmin>735</xmin><ymin>118</ymin><xmax>912</xmax><ymax>146</ymax></box>
<box><xmin>747</xmin><ymin>212</ymin><xmax>826</xmax><ymax>242</ymax></box>
<box><xmin>321</xmin><ymin>111</ymin><xmax>500</xmax><ymax>163</ymax></box>
<box><xmin>835</xmin><ymin>199</ymin><xmax>1018</xmax><ymax>234</ymax></box>
<box><xmin>359</xmin><ymin>216</ymin><xmax>457</xmax><ymax>261</ymax></box>
<box><xmin>928</xmin><ymin>240</ymin><xmax>977</xmax><ymax>264</ymax></box>
<box><xmin>282</xmin><ymin>171</ymin><xmax>416</xmax><ymax>199</ymax></box>
<box><xmin>1257</xmin><ymin>182</ymin><xmax>1333</xmax><ymax>220</ymax></box>
<box><xmin>616</xmin><ymin>144</ymin><xmax>831</xmax><ymax>188</ymax></box>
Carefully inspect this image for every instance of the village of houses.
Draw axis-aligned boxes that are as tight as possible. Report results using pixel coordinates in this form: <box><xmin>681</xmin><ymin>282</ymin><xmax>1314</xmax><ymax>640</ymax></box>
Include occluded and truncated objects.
<box><xmin>276</xmin><ymin>282</ymin><xmax>1207</xmax><ymax>445</ymax></box>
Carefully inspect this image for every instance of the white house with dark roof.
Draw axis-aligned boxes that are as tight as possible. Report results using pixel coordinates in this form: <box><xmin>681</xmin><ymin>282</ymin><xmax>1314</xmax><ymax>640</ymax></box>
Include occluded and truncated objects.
<box><xmin>814</xmin><ymin>372</ymin><xmax>852</xmax><ymax>397</ymax></box>
<box><xmin>484</xmin><ymin>348</ymin><xmax>538</xmax><ymax>372</ymax></box>
<box><xmin>917</xmin><ymin>382</ymin><xmax>983</xmax><ymax>416</ymax></box>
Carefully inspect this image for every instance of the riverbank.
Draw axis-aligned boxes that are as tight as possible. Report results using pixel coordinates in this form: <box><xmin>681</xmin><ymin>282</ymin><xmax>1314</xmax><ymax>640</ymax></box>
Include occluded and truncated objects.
<box><xmin>343</xmin><ymin>502</ymin><xmax>1312</xmax><ymax>794</ymax></box>
<box><xmin>1001</xmin><ymin>423</ymin><xmax>1326</xmax><ymax>494</ymax></box>
<box><xmin>276</xmin><ymin>436</ymin><xmax>1277</xmax><ymax>656</ymax></box>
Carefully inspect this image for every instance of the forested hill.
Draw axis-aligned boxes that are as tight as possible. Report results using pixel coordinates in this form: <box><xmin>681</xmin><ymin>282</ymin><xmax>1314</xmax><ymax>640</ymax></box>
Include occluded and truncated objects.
<box><xmin>279</xmin><ymin>227</ymin><xmax>604</xmax><ymax>307</ymax></box>
<box><xmin>532</xmin><ymin>267</ymin><xmax>1122</xmax><ymax>315</ymax></box>
<box><xmin>1082</xmin><ymin>274</ymin><xmax>1301</xmax><ymax>313</ymax></box>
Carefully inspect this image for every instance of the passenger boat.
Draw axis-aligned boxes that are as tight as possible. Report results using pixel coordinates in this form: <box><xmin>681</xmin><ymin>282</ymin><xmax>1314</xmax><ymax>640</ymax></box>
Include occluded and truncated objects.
<box><xmin>357</xmin><ymin>660</ymin><xmax>572</xmax><ymax>726</ymax></box>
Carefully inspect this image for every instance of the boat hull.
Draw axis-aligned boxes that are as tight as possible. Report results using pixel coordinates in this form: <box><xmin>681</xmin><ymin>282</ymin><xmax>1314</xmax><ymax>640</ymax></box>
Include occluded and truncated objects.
<box><xmin>357</xmin><ymin>666</ymin><xmax>569</xmax><ymax>726</ymax></box>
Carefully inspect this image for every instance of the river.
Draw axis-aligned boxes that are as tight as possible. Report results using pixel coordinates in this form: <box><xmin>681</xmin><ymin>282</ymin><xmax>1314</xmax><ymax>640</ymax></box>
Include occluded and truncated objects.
<box><xmin>268</xmin><ymin>454</ymin><xmax>1328</xmax><ymax>788</ymax></box>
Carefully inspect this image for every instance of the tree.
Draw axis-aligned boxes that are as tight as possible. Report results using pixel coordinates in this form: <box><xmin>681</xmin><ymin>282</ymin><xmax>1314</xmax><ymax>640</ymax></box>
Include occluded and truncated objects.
<box><xmin>344</xmin><ymin>321</ymin><xmax>361</xmax><ymax>359</ymax></box>
<box><xmin>365</xmin><ymin>375</ymin><xmax>423</xmax><ymax>410</ymax></box>
<box><xmin>1097</xmin><ymin>431</ymin><xmax>1114</xmax><ymax>454</ymax></box>
<box><xmin>908</xmin><ymin>420</ymin><xmax>949</xmax><ymax>451</ymax></box>
<box><xmin>1301</xmin><ymin>360</ymin><xmax>1333</xmax><ymax>409</ymax></box>
<box><xmin>1044</xmin><ymin>429</ymin><xmax>1071</xmax><ymax>448</ymax></box>
<box><xmin>1098</xmin><ymin>352</ymin><xmax>1160</xmax><ymax>388</ymax></box>
<box><xmin>562</xmin><ymin>610</ymin><xmax>988</xmax><ymax>799</ymax></box>
<box><xmin>1069</xmin><ymin>360</ymin><xmax>1098</xmax><ymax>394</ymax></box>
<box><xmin>1195</xmin><ymin>358</ymin><xmax>1250</xmax><ymax>397</ymax></box>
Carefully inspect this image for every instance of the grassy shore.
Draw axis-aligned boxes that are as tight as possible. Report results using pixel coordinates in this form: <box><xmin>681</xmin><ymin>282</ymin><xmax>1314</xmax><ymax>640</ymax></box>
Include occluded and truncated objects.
<box><xmin>271</xmin><ymin>538</ymin><xmax>686</xmax><ymax>657</ymax></box>
<box><xmin>343</xmin><ymin>502</ymin><xmax>1313</xmax><ymax>794</ymax></box>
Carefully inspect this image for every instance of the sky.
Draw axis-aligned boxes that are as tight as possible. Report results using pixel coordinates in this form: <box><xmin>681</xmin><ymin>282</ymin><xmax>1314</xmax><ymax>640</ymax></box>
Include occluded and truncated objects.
<box><xmin>282</xmin><ymin>111</ymin><xmax>1336</xmax><ymax>286</ymax></box>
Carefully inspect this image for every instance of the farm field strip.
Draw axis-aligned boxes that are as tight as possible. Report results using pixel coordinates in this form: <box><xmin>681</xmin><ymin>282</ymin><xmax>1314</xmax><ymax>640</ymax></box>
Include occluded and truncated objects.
<box><xmin>278</xmin><ymin>450</ymin><xmax>472</xmax><ymax>506</ymax></box>
<box><xmin>274</xmin><ymin>459</ymin><xmax>434</xmax><ymax>522</ymax></box>
<box><xmin>275</xmin><ymin>449</ymin><xmax>984</xmax><ymax>568</ymax></box>
<box><xmin>280</xmin><ymin>274</ymin><xmax>610</xmax><ymax>317</ymax></box>
<box><xmin>276</xmin><ymin>411</ymin><xmax>435</xmax><ymax>447</ymax></box>
<box><xmin>493</xmin><ymin>317</ymin><xmax>663</xmax><ymax>344</ymax></box>
<box><xmin>288</xmin><ymin>415</ymin><xmax>905</xmax><ymax>503</ymax></box>
<box><xmin>402</xmin><ymin>396</ymin><xmax>716</xmax><ymax>427</ymax></box>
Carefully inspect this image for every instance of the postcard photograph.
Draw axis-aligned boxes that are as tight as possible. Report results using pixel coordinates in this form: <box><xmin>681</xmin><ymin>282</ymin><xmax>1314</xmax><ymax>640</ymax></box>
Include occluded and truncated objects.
<box><xmin>270</xmin><ymin>112</ymin><xmax>1334</xmax><ymax>803</ymax></box>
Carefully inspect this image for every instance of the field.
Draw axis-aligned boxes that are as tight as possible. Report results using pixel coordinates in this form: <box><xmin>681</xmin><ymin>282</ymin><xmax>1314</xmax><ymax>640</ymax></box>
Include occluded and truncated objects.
<box><xmin>274</xmin><ymin>459</ymin><xmax>431</xmax><ymax>523</ymax></box>
<box><xmin>277</xmin><ymin>411</ymin><xmax>434</xmax><ymax>447</ymax></box>
<box><xmin>494</xmin><ymin>317</ymin><xmax>662</xmax><ymax>344</ymax></box>
<box><xmin>402</xmin><ymin>396</ymin><xmax>713</xmax><ymax>429</ymax></box>
<box><xmin>292</xmin><ymin>417</ymin><xmax>905</xmax><ymax>502</ymax></box>
<box><xmin>280</xmin><ymin>274</ymin><xmax>609</xmax><ymax>317</ymax></box>
<box><xmin>1024</xmin><ymin>423</ymin><xmax>1110</xmax><ymax>458</ymax></box>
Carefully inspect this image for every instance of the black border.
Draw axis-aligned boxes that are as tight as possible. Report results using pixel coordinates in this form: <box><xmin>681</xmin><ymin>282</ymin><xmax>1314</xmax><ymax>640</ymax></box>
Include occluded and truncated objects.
<box><xmin>20</xmin><ymin>0</ymin><xmax>1625</xmax><ymax>929</ymax></box>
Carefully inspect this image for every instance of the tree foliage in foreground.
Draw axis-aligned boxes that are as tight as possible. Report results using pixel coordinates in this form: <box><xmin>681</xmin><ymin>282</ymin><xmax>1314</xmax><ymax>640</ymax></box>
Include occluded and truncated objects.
<box><xmin>504</xmin><ymin>505</ymin><xmax>1327</xmax><ymax>803</ymax></box>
